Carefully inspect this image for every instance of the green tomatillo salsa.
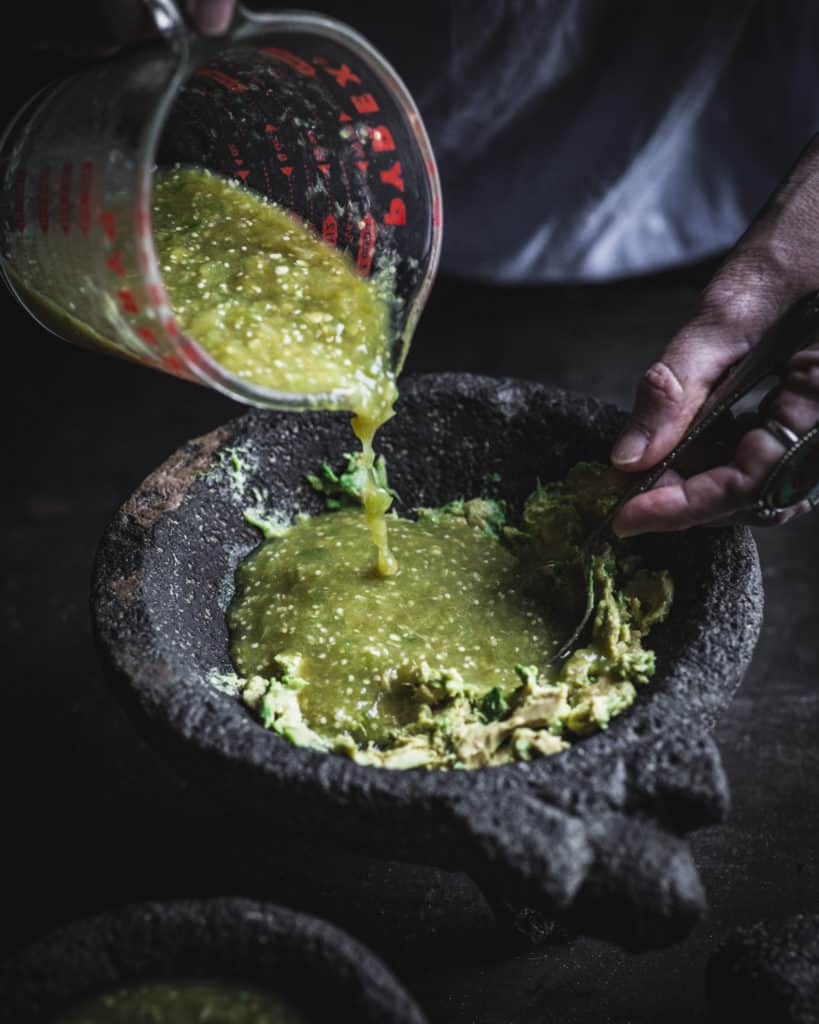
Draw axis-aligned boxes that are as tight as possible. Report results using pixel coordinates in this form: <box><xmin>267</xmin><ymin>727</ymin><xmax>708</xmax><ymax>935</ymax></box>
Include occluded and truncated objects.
<box><xmin>55</xmin><ymin>979</ymin><xmax>308</xmax><ymax>1024</ymax></box>
<box><xmin>228</xmin><ymin>462</ymin><xmax>673</xmax><ymax>770</ymax></box>
<box><xmin>230</xmin><ymin>508</ymin><xmax>559</xmax><ymax>750</ymax></box>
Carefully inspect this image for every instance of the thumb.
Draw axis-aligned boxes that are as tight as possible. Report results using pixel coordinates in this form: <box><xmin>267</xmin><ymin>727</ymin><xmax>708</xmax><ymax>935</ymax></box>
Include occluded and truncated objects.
<box><xmin>611</xmin><ymin>261</ymin><xmax>792</xmax><ymax>471</ymax></box>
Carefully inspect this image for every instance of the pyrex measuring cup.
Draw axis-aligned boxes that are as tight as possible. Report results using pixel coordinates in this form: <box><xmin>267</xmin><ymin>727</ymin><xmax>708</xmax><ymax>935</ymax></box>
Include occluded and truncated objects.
<box><xmin>0</xmin><ymin>0</ymin><xmax>442</xmax><ymax>411</ymax></box>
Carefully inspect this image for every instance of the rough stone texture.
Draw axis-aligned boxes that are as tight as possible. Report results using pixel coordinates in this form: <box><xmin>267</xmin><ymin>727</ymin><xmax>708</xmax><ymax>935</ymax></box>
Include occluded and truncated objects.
<box><xmin>121</xmin><ymin>426</ymin><xmax>232</xmax><ymax>529</ymax></box>
<box><xmin>0</xmin><ymin>898</ymin><xmax>427</xmax><ymax>1024</ymax></box>
<box><xmin>91</xmin><ymin>373</ymin><xmax>764</xmax><ymax>952</ymax></box>
<box><xmin>706</xmin><ymin>914</ymin><xmax>819</xmax><ymax>1023</ymax></box>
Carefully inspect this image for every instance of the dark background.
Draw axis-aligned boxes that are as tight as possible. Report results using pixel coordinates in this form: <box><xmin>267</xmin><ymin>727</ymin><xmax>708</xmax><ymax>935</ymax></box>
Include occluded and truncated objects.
<box><xmin>2</xmin><ymin>27</ymin><xmax>818</xmax><ymax>1024</ymax></box>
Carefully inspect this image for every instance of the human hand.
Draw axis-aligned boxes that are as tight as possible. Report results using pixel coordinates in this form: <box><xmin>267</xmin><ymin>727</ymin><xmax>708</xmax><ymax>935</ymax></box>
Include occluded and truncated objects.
<box><xmin>611</xmin><ymin>133</ymin><xmax>819</xmax><ymax>537</ymax></box>
<box><xmin>29</xmin><ymin>0</ymin><xmax>236</xmax><ymax>56</ymax></box>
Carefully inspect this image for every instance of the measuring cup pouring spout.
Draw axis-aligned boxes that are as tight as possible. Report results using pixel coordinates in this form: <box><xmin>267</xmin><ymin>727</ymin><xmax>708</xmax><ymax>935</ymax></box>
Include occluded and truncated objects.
<box><xmin>0</xmin><ymin>1</ymin><xmax>442</xmax><ymax>410</ymax></box>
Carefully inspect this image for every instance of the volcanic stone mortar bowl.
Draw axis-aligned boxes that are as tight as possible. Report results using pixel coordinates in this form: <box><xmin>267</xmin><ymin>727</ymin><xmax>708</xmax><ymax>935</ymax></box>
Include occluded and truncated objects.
<box><xmin>0</xmin><ymin>897</ymin><xmax>427</xmax><ymax>1023</ymax></box>
<box><xmin>92</xmin><ymin>373</ymin><xmax>764</xmax><ymax>951</ymax></box>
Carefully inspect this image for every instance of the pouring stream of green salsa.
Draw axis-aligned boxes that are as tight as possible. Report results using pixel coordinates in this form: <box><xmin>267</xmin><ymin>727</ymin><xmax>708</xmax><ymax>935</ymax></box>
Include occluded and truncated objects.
<box><xmin>153</xmin><ymin>167</ymin><xmax>398</xmax><ymax>576</ymax></box>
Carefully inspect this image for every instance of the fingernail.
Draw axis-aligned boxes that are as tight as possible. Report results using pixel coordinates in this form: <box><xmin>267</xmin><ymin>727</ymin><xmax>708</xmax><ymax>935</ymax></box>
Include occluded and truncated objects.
<box><xmin>611</xmin><ymin>427</ymin><xmax>649</xmax><ymax>466</ymax></box>
<box><xmin>189</xmin><ymin>0</ymin><xmax>232</xmax><ymax>35</ymax></box>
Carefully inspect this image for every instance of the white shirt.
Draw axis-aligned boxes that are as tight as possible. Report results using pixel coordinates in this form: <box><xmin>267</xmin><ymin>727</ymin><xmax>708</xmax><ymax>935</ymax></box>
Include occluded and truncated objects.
<box><xmin>345</xmin><ymin>0</ymin><xmax>819</xmax><ymax>282</ymax></box>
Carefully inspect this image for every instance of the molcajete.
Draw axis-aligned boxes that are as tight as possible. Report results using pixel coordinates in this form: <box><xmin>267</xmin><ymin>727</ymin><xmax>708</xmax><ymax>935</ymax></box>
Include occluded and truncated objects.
<box><xmin>0</xmin><ymin>898</ymin><xmax>427</xmax><ymax>1023</ymax></box>
<box><xmin>92</xmin><ymin>374</ymin><xmax>764</xmax><ymax>950</ymax></box>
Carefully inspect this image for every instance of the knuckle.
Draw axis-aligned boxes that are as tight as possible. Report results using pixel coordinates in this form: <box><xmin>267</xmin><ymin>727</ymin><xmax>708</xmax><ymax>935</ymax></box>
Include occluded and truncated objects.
<box><xmin>698</xmin><ymin>251</ymin><xmax>790</xmax><ymax>330</ymax></box>
<box><xmin>723</xmin><ymin>472</ymin><xmax>752</xmax><ymax>504</ymax></box>
<box><xmin>638</xmin><ymin>360</ymin><xmax>685</xmax><ymax>410</ymax></box>
<box><xmin>786</xmin><ymin>351</ymin><xmax>819</xmax><ymax>398</ymax></box>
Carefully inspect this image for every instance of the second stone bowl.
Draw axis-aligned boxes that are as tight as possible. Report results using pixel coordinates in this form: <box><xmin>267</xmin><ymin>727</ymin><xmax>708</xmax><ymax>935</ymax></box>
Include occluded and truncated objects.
<box><xmin>92</xmin><ymin>373</ymin><xmax>764</xmax><ymax>951</ymax></box>
<box><xmin>0</xmin><ymin>898</ymin><xmax>427</xmax><ymax>1023</ymax></box>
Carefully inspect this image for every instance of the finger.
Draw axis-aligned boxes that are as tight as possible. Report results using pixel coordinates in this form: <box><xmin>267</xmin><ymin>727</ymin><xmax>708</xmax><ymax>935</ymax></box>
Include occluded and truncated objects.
<box><xmin>612</xmin><ymin>427</ymin><xmax>785</xmax><ymax>536</ymax></box>
<box><xmin>653</xmin><ymin>468</ymin><xmax>685</xmax><ymax>489</ymax></box>
<box><xmin>610</xmin><ymin>324</ymin><xmax>752</xmax><ymax>472</ymax></box>
<box><xmin>186</xmin><ymin>0</ymin><xmax>236</xmax><ymax>34</ymax></box>
<box><xmin>765</xmin><ymin>340</ymin><xmax>819</xmax><ymax>435</ymax></box>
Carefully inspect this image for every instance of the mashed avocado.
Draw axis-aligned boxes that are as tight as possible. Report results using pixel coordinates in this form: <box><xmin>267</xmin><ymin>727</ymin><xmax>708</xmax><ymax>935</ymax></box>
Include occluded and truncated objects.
<box><xmin>55</xmin><ymin>979</ymin><xmax>307</xmax><ymax>1024</ymax></box>
<box><xmin>227</xmin><ymin>461</ymin><xmax>673</xmax><ymax>770</ymax></box>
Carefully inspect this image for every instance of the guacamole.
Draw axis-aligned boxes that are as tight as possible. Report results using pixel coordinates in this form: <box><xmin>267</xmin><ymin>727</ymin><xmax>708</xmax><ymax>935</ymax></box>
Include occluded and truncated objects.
<box><xmin>55</xmin><ymin>979</ymin><xmax>307</xmax><ymax>1024</ymax></box>
<box><xmin>228</xmin><ymin>462</ymin><xmax>673</xmax><ymax>770</ymax></box>
<box><xmin>153</xmin><ymin>168</ymin><xmax>397</xmax><ymax>576</ymax></box>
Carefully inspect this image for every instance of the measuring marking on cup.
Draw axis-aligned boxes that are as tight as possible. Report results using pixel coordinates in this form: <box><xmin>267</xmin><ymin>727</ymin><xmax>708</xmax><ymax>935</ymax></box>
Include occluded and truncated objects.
<box><xmin>0</xmin><ymin>1</ymin><xmax>442</xmax><ymax>411</ymax></box>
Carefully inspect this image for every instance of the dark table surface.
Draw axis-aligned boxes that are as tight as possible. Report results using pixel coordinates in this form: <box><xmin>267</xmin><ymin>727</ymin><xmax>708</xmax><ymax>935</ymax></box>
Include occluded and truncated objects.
<box><xmin>3</xmin><ymin>253</ymin><xmax>818</xmax><ymax>1023</ymax></box>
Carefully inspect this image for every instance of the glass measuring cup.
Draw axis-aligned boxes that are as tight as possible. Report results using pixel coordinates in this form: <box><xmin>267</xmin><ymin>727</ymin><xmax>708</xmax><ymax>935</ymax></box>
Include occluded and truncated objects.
<box><xmin>0</xmin><ymin>0</ymin><xmax>442</xmax><ymax>411</ymax></box>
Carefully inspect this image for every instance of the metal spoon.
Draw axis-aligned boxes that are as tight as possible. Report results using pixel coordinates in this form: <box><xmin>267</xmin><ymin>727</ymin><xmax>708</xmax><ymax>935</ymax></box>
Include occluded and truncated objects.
<box><xmin>550</xmin><ymin>290</ymin><xmax>819</xmax><ymax>665</ymax></box>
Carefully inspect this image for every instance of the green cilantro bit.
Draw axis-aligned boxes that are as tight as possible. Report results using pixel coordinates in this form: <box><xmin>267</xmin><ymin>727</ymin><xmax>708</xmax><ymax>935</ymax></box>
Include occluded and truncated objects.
<box><xmin>415</xmin><ymin>497</ymin><xmax>507</xmax><ymax>538</ymax></box>
<box><xmin>260</xmin><ymin>692</ymin><xmax>279</xmax><ymax>728</ymax></box>
<box><xmin>477</xmin><ymin>686</ymin><xmax>510</xmax><ymax>723</ymax></box>
<box><xmin>307</xmin><ymin>452</ymin><xmax>397</xmax><ymax>510</ymax></box>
